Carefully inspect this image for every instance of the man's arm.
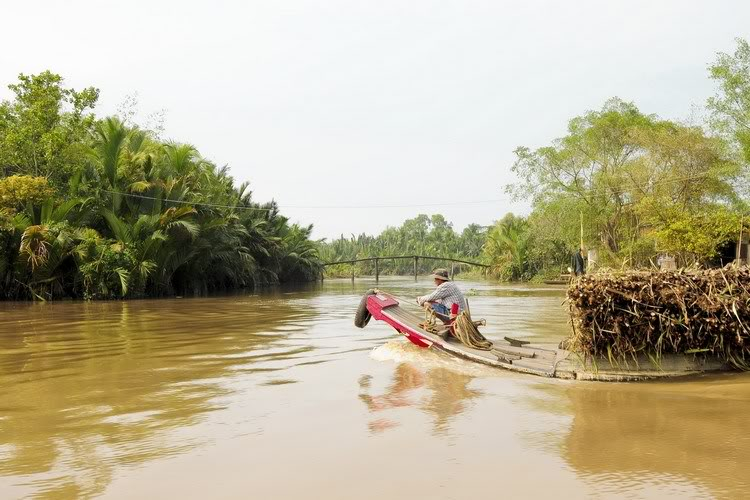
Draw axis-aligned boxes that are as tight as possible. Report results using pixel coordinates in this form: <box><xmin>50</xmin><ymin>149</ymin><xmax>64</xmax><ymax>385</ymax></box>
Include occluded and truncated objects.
<box><xmin>417</xmin><ymin>283</ymin><xmax>450</xmax><ymax>305</ymax></box>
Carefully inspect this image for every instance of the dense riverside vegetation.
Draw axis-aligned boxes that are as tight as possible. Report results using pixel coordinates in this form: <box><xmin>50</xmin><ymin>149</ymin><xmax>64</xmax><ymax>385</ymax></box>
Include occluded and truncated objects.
<box><xmin>322</xmin><ymin>39</ymin><xmax>750</xmax><ymax>281</ymax></box>
<box><xmin>4</xmin><ymin>41</ymin><xmax>750</xmax><ymax>294</ymax></box>
<box><xmin>318</xmin><ymin>212</ymin><xmax>540</xmax><ymax>281</ymax></box>
<box><xmin>0</xmin><ymin>72</ymin><xmax>322</xmax><ymax>300</ymax></box>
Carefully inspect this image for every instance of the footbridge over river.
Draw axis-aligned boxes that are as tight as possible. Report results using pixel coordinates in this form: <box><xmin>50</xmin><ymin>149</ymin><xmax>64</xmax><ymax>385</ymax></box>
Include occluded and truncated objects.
<box><xmin>322</xmin><ymin>255</ymin><xmax>489</xmax><ymax>281</ymax></box>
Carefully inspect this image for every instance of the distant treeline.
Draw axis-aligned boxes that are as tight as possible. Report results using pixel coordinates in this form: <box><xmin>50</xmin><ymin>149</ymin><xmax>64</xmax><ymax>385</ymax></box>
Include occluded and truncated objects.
<box><xmin>0</xmin><ymin>72</ymin><xmax>322</xmax><ymax>300</ymax></box>
<box><xmin>318</xmin><ymin>214</ymin><xmax>487</xmax><ymax>277</ymax></box>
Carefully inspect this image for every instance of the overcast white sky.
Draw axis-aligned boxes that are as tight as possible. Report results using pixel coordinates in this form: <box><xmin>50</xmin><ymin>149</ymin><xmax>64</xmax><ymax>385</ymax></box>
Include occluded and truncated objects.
<box><xmin>1</xmin><ymin>1</ymin><xmax>749</xmax><ymax>239</ymax></box>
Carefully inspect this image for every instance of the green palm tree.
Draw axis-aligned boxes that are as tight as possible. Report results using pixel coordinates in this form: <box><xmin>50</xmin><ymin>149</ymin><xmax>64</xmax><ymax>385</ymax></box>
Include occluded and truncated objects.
<box><xmin>12</xmin><ymin>197</ymin><xmax>93</xmax><ymax>299</ymax></box>
<box><xmin>483</xmin><ymin>214</ymin><xmax>531</xmax><ymax>280</ymax></box>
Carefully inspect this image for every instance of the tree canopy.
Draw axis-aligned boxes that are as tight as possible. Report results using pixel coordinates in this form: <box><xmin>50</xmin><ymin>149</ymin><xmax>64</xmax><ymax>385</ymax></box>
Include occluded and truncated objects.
<box><xmin>508</xmin><ymin>94</ymin><xmax>744</xmax><ymax>268</ymax></box>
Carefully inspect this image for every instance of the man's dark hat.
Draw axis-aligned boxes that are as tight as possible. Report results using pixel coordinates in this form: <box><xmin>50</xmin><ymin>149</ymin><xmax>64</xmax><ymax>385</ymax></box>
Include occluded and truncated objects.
<box><xmin>430</xmin><ymin>268</ymin><xmax>450</xmax><ymax>281</ymax></box>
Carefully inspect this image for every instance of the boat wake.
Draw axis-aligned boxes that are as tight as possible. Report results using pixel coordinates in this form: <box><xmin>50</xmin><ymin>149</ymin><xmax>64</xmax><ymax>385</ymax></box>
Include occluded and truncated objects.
<box><xmin>370</xmin><ymin>340</ymin><xmax>503</xmax><ymax>377</ymax></box>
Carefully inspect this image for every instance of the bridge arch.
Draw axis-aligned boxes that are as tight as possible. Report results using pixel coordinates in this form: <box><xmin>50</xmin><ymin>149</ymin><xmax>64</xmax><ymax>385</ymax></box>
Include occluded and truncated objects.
<box><xmin>322</xmin><ymin>255</ymin><xmax>489</xmax><ymax>281</ymax></box>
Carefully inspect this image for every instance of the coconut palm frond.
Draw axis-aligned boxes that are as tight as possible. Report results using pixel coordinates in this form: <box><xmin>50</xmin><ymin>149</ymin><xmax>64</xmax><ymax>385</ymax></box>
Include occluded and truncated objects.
<box><xmin>115</xmin><ymin>267</ymin><xmax>130</xmax><ymax>296</ymax></box>
<box><xmin>129</xmin><ymin>180</ymin><xmax>152</xmax><ymax>193</ymax></box>
<box><xmin>94</xmin><ymin>117</ymin><xmax>129</xmax><ymax>188</ymax></box>
<box><xmin>167</xmin><ymin>219</ymin><xmax>200</xmax><ymax>240</ymax></box>
<box><xmin>101</xmin><ymin>209</ymin><xmax>132</xmax><ymax>244</ymax></box>
<box><xmin>20</xmin><ymin>225</ymin><xmax>50</xmax><ymax>270</ymax></box>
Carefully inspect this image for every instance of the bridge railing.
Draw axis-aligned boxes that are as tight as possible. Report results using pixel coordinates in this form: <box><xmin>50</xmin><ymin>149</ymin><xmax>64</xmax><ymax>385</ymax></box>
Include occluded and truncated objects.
<box><xmin>321</xmin><ymin>255</ymin><xmax>488</xmax><ymax>281</ymax></box>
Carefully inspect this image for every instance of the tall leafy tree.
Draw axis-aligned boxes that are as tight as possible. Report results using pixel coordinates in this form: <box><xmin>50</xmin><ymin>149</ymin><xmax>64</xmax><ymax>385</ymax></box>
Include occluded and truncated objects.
<box><xmin>510</xmin><ymin>98</ymin><xmax>741</xmax><ymax>266</ymax></box>
<box><xmin>482</xmin><ymin>214</ymin><xmax>532</xmax><ymax>280</ymax></box>
<box><xmin>708</xmin><ymin>38</ymin><xmax>750</xmax><ymax>165</ymax></box>
<box><xmin>0</xmin><ymin>71</ymin><xmax>98</xmax><ymax>183</ymax></box>
<box><xmin>708</xmin><ymin>37</ymin><xmax>750</xmax><ymax>213</ymax></box>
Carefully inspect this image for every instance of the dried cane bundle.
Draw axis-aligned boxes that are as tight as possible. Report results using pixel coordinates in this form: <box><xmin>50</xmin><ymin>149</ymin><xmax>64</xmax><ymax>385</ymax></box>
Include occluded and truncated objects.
<box><xmin>566</xmin><ymin>267</ymin><xmax>750</xmax><ymax>369</ymax></box>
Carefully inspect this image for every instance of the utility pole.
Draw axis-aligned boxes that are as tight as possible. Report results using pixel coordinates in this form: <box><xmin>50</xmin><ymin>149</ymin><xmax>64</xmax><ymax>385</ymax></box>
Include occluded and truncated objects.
<box><xmin>580</xmin><ymin>211</ymin><xmax>588</xmax><ymax>272</ymax></box>
<box><xmin>737</xmin><ymin>216</ymin><xmax>744</xmax><ymax>265</ymax></box>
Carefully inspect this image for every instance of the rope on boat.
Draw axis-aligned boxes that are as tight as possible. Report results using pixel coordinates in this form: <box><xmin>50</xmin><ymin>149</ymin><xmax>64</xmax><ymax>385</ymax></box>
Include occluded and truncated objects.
<box><xmin>418</xmin><ymin>305</ymin><xmax>493</xmax><ymax>351</ymax></box>
<box><xmin>418</xmin><ymin>306</ymin><xmax>444</xmax><ymax>334</ymax></box>
<box><xmin>452</xmin><ymin>311</ymin><xmax>493</xmax><ymax>351</ymax></box>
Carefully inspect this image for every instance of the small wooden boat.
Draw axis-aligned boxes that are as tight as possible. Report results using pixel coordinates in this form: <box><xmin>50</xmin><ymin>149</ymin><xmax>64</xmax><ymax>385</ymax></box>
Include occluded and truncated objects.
<box><xmin>543</xmin><ymin>273</ymin><xmax>572</xmax><ymax>285</ymax></box>
<box><xmin>356</xmin><ymin>290</ymin><xmax>730</xmax><ymax>381</ymax></box>
<box><xmin>542</xmin><ymin>279</ymin><xmax>568</xmax><ymax>285</ymax></box>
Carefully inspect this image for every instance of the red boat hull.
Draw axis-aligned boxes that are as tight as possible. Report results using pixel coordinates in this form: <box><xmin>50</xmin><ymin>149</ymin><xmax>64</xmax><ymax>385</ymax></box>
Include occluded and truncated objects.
<box><xmin>367</xmin><ymin>292</ymin><xmax>433</xmax><ymax>348</ymax></box>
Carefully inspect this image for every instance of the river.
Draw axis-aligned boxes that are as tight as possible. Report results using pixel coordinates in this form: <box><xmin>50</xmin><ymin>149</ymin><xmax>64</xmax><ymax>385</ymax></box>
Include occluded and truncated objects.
<box><xmin>1</xmin><ymin>277</ymin><xmax>748</xmax><ymax>499</ymax></box>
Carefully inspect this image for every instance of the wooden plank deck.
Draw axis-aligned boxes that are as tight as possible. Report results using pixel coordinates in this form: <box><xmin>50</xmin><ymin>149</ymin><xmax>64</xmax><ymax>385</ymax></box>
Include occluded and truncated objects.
<box><xmin>380</xmin><ymin>302</ymin><xmax>557</xmax><ymax>371</ymax></box>
<box><xmin>371</xmin><ymin>300</ymin><xmax>731</xmax><ymax>382</ymax></box>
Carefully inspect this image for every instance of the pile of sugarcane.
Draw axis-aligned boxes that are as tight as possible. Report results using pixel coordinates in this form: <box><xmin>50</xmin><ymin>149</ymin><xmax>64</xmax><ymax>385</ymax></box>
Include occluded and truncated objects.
<box><xmin>566</xmin><ymin>267</ymin><xmax>750</xmax><ymax>369</ymax></box>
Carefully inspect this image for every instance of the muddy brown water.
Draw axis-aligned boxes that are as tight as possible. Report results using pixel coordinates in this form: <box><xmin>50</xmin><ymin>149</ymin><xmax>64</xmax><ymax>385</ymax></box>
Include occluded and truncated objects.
<box><xmin>1</xmin><ymin>277</ymin><xmax>748</xmax><ymax>499</ymax></box>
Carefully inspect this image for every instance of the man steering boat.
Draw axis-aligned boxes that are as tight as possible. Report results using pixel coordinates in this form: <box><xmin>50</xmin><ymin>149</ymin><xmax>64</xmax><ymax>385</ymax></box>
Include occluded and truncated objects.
<box><xmin>416</xmin><ymin>268</ymin><xmax>467</xmax><ymax>320</ymax></box>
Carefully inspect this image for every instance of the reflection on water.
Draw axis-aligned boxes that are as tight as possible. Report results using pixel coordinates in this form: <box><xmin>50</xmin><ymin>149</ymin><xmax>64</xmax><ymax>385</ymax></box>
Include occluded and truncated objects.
<box><xmin>359</xmin><ymin>360</ymin><xmax>482</xmax><ymax>435</ymax></box>
<box><xmin>0</xmin><ymin>277</ymin><xmax>748</xmax><ymax>499</ymax></box>
<box><xmin>561</xmin><ymin>376</ymin><xmax>750</xmax><ymax>499</ymax></box>
<box><xmin>0</xmin><ymin>295</ymin><xmax>318</xmax><ymax>498</ymax></box>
